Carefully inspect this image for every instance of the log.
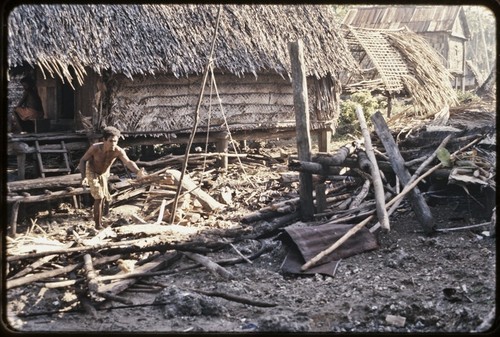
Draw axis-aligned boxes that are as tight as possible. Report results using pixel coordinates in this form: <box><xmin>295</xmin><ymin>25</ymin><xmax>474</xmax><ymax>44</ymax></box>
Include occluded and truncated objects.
<box><xmin>243</xmin><ymin>211</ymin><xmax>301</xmax><ymax>240</ymax></box>
<box><xmin>312</xmin><ymin>144</ymin><xmax>355</xmax><ymax>166</ymax></box>
<box><xmin>315</xmin><ymin>183</ymin><xmax>327</xmax><ymax>213</ymax></box>
<box><xmin>6</xmin><ymin>263</ymin><xmax>83</xmax><ymax>289</ymax></box>
<box><xmin>355</xmin><ymin>106</ymin><xmax>390</xmax><ymax>230</ymax></box>
<box><xmin>7</xmin><ymin>187</ymin><xmax>89</xmax><ymax>204</ymax></box>
<box><xmin>96</xmin><ymin>255</ymin><xmax>170</xmax><ymax>296</ymax></box>
<box><xmin>8</xmin><ymin>242</ymin><xmax>75</xmax><ymax>279</ymax></box>
<box><xmin>369</xmin><ymin>134</ymin><xmax>452</xmax><ymax>233</ymax></box>
<box><xmin>9</xmin><ymin>201</ymin><xmax>20</xmax><ymax>236</ymax></box>
<box><xmin>6</xmin><ymin>254</ymin><xmax>120</xmax><ymax>289</ymax></box>
<box><xmin>301</xmin><ymin>135</ymin><xmax>484</xmax><ymax>270</ymax></box>
<box><xmin>289</xmin><ymin>40</ymin><xmax>314</xmax><ymax>221</ymax></box>
<box><xmin>7</xmin><ymin>236</ymin><xmax>162</xmax><ymax>263</ymax></box>
<box><xmin>349</xmin><ymin>179</ymin><xmax>371</xmax><ymax>210</ymax></box>
<box><xmin>7</xmin><ymin>173</ymin><xmax>83</xmax><ymax>192</ymax></box>
<box><xmin>357</xmin><ymin>150</ymin><xmax>372</xmax><ymax>172</ymax></box>
<box><xmin>371</xmin><ymin>111</ymin><xmax>434</xmax><ymax>233</ymax></box>
<box><xmin>166</xmin><ymin>169</ymin><xmax>224</xmax><ymax>212</ymax></box>
<box><xmin>182</xmin><ymin>251</ymin><xmax>235</xmax><ymax>280</ymax></box>
<box><xmin>83</xmin><ymin>254</ymin><xmax>99</xmax><ymax>298</ymax></box>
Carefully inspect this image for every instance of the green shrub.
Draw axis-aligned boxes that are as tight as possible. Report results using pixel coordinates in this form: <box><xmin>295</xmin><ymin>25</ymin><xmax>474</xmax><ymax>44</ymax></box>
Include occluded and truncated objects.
<box><xmin>455</xmin><ymin>90</ymin><xmax>480</xmax><ymax>104</ymax></box>
<box><xmin>338</xmin><ymin>90</ymin><xmax>382</xmax><ymax>135</ymax></box>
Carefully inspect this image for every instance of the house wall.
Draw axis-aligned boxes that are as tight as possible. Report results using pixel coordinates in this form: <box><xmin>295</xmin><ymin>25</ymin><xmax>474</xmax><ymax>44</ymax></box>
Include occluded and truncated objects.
<box><xmin>447</xmin><ymin>37</ymin><xmax>465</xmax><ymax>75</ymax></box>
<box><xmin>419</xmin><ymin>32</ymin><xmax>449</xmax><ymax>65</ymax></box>
<box><xmin>104</xmin><ymin>73</ymin><xmax>335</xmax><ymax>134</ymax></box>
<box><xmin>75</xmin><ymin>70</ymin><xmax>99</xmax><ymax>120</ymax></box>
<box><xmin>7</xmin><ymin>75</ymin><xmax>24</xmax><ymax>114</ymax></box>
<box><xmin>28</xmin><ymin>68</ymin><xmax>99</xmax><ymax>131</ymax></box>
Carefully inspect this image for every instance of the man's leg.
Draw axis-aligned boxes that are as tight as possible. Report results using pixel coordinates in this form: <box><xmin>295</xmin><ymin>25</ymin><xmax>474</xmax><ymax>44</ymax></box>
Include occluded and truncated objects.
<box><xmin>93</xmin><ymin>198</ymin><xmax>104</xmax><ymax>229</ymax></box>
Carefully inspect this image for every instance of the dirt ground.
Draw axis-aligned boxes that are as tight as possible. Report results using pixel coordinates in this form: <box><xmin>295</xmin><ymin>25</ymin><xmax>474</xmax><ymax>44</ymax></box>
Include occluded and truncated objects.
<box><xmin>3</xmin><ymin>139</ymin><xmax>497</xmax><ymax>334</ymax></box>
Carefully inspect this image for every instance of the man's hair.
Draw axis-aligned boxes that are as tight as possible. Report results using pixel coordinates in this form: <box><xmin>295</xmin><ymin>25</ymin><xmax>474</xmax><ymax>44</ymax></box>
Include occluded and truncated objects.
<box><xmin>102</xmin><ymin>126</ymin><xmax>121</xmax><ymax>140</ymax></box>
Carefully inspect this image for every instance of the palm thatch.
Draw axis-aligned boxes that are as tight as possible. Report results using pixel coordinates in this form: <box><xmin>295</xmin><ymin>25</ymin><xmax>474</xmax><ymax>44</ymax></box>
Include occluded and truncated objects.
<box><xmin>342</xmin><ymin>26</ymin><xmax>458</xmax><ymax>117</ymax></box>
<box><xmin>8</xmin><ymin>4</ymin><xmax>360</xmax><ymax>85</ymax></box>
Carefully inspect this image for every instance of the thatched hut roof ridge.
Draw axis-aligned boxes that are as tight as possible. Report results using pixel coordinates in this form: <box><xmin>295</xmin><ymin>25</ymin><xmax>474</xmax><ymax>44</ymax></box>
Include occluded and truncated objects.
<box><xmin>8</xmin><ymin>4</ymin><xmax>360</xmax><ymax>84</ymax></box>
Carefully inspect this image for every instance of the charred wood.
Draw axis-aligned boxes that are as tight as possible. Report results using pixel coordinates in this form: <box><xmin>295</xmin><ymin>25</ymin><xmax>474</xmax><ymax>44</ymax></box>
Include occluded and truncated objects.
<box><xmin>371</xmin><ymin>111</ymin><xmax>434</xmax><ymax>233</ymax></box>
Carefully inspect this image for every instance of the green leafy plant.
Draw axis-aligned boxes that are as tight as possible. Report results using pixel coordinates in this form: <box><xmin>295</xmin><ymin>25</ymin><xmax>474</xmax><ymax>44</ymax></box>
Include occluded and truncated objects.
<box><xmin>455</xmin><ymin>90</ymin><xmax>480</xmax><ymax>104</ymax></box>
<box><xmin>338</xmin><ymin>90</ymin><xmax>382</xmax><ymax>134</ymax></box>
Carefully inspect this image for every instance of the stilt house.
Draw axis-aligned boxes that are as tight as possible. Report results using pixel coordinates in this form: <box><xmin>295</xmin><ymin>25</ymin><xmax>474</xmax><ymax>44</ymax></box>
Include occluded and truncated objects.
<box><xmin>7</xmin><ymin>4</ymin><xmax>360</xmax><ymax>152</ymax></box>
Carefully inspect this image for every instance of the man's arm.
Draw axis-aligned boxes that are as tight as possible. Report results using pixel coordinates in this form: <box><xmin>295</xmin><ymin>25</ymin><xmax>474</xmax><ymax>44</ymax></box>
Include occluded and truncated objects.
<box><xmin>79</xmin><ymin>146</ymin><xmax>95</xmax><ymax>181</ymax></box>
<box><xmin>117</xmin><ymin>147</ymin><xmax>145</xmax><ymax>177</ymax></box>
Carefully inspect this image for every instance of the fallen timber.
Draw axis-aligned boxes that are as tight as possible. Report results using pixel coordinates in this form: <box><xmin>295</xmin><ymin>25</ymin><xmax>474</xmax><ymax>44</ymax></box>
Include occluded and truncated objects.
<box><xmin>301</xmin><ymin>134</ymin><xmax>487</xmax><ymax>271</ymax></box>
<box><xmin>371</xmin><ymin>111</ymin><xmax>434</xmax><ymax>233</ymax></box>
<box><xmin>355</xmin><ymin>106</ymin><xmax>389</xmax><ymax>230</ymax></box>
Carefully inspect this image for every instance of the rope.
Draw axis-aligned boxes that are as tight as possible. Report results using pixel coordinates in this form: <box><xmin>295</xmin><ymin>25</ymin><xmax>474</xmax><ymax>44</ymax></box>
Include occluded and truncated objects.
<box><xmin>209</xmin><ymin>66</ymin><xmax>256</xmax><ymax>188</ymax></box>
<box><xmin>169</xmin><ymin>5</ymin><xmax>222</xmax><ymax>224</ymax></box>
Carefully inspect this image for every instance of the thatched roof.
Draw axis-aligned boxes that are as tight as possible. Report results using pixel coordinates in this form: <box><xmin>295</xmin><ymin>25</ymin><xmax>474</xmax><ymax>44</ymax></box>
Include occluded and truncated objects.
<box><xmin>343</xmin><ymin>5</ymin><xmax>470</xmax><ymax>39</ymax></box>
<box><xmin>341</xmin><ymin>26</ymin><xmax>458</xmax><ymax>116</ymax></box>
<box><xmin>8</xmin><ymin>4</ymin><xmax>360</xmax><ymax>85</ymax></box>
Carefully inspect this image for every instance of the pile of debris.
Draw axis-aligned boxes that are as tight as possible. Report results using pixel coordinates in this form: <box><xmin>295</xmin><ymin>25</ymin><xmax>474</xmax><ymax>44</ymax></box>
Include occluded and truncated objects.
<box><xmin>5</xmin><ymin>104</ymin><xmax>496</xmax><ymax>317</ymax></box>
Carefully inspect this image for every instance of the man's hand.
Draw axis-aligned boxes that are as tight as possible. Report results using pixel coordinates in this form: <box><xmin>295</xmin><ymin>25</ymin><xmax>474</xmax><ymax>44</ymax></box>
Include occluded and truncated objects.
<box><xmin>81</xmin><ymin>177</ymin><xmax>89</xmax><ymax>186</ymax></box>
<box><xmin>137</xmin><ymin>168</ymin><xmax>147</xmax><ymax>179</ymax></box>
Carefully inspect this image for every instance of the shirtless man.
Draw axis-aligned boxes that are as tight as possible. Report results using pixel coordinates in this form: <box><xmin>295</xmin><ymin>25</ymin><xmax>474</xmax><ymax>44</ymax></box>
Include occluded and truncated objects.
<box><xmin>79</xmin><ymin>126</ymin><xmax>146</xmax><ymax>228</ymax></box>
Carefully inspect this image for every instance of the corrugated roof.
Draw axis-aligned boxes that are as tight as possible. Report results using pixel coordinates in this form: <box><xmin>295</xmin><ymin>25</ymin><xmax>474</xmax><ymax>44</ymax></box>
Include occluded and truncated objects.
<box><xmin>343</xmin><ymin>5</ymin><xmax>470</xmax><ymax>38</ymax></box>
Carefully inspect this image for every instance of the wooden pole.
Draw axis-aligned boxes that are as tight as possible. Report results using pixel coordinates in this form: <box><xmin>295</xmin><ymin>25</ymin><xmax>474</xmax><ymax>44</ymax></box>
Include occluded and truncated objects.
<box><xmin>355</xmin><ymin>105</ymin><xmax>390</xmax><ymax>230</ymax></box>
<box><xmin>318</xmin><ymin>129</ymin><xmax>332</xmax><ymax>153</ymax></box>
<box><xmin>371</xmin><ymin>111</ymin><xmax>434</xmax><ymax>233</ymax></box>
<box><xmin>215</xmin><ymin>132</ymin><xmax>229</xmax><ymax>169</ymax></box>
<box><xmin>170</xmin><ymin>5</ymin><xmax>222</xmax><ymax>224</ymax></box>
<box><xmin>289</xmin><ymin>40</ymin><xmax>314</xmax><ymax>221</ymax></box>
<box><xmin>9</xmin><ymin>201</ymin><xmax>20</xmax><ymax>237</ymax></box>
<box><xmin>301</xmin><ymin>135</ymin><xmax>484</xmax><ymax>271</ymax></box>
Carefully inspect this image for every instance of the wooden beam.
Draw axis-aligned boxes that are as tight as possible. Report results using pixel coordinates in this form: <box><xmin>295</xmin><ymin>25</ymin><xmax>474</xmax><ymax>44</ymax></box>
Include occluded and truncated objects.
<box><xmin>166</xmin><ymin>169</ymin><xmax>224</xmax><ymax>212</ymax></box>
<box><xmin>371</xmin><ymin>111</ymin><xmax>434</xmax><ymax>233</ymax></box>
<box><xmin>355</xmin><ymin>106</ymin><xmax>390</xmax><ymax>230</ymax></box>
<box><xmin>7</xmin><ymin>173</ymin><xmax>83</xmax><ymax>192</ymax></box>
<box><xmin>289</xmin><ymin>40</ymin><xmax>314</xmax><ymax>221</ymax></box>
<box><xmin>318</xmin><ymin>129</ymin><xmax>332</xmax><ymax>153</ymax></box>
<box><xmin>215</xmin><ymin>132</ymin><xmax>229</xmax><ymax>169</ymax></box>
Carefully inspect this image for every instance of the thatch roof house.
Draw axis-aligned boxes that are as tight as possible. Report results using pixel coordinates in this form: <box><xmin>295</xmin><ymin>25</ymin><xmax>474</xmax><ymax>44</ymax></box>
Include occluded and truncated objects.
<box><xmin>340</xmin><ymin>25</ymin><xmax>458</xmax><ymax>117</ymax></box>
<box><xmin>7</xmin><ymin>4</ymin><xmax>359</xmax><ymax>146</ymax></box>
<box><xmin>343</xmin><ymin>5</ymin><xmax>472</xmax><ymax>90</ymax></box>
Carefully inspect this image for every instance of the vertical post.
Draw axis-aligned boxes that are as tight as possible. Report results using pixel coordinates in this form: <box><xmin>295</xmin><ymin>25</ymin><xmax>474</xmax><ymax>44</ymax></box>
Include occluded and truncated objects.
<box><xmin>215</xmin><ymin>132</ymin><xmax>229</xmax><ymax>169</ymax></box>
<box><xmin>318</xmin><ymin>130</ymin><xmax>332</xmax><ymax>153</ymax></box>
<box><xmin>10</xmin><ymin>201</ymin><xmax>20</xmax><ymax>237</ymax></box>
<box><xmin>386</xmin><ymin>93</ymin><xmax>393</xmax><ymax>118</ymax></box>
<box><xmin>289</xmin><ymin>40</ymin><xmax>314</xmax><ymax>221</ymax></box>
<box><xmin>16</xmin><ymin>153</ymin><xmax>26</xmax><ymax>180</ymax></box>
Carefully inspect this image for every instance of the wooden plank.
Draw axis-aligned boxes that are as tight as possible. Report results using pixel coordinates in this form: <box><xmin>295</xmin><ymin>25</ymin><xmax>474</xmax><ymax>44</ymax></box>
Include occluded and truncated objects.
<box><xmin>8</xmin><ymin>173</ymin><xmax>83</xmax><ymax>192</ymax></box>
<box><xmin>7</xmin><ymin>187</ymin><xmax>89</xmax><ymax>203</ymax></box>
<box><xmin>96</xmin><ymin>255</ymin><xmax>168</xmax><ymax>295</ymax></box>
<box><xmin>289</xmin><ymin>40</ymin><xmax>314</xmax><ymax>221</ymax></box>
<box><xmin>166</xmin><ymin>169</ymin><xmax>224</xmax><ymax>212</ymax></box>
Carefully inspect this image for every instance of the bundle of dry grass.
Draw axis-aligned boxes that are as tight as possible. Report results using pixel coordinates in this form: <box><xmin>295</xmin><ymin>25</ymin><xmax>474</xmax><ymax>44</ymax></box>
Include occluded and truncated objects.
<box><xmin>385</xmin><ymin>28</ymin><xmax>458</xmax><ymax>117</ymax></box>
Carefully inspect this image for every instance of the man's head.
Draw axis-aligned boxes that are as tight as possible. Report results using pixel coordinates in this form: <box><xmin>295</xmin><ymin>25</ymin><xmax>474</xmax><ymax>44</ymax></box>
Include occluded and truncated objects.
<box><xmin>102</xmin><ymin>126</ymin><xmax>121</xmax><ymax>140</ymax></box>
<box><xmin>102</xmin><ymin>126</ymin><xmax>121</xmax><ymax>151</ymax></box>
